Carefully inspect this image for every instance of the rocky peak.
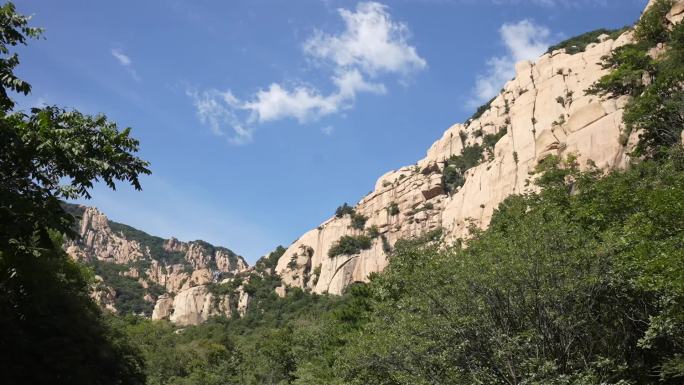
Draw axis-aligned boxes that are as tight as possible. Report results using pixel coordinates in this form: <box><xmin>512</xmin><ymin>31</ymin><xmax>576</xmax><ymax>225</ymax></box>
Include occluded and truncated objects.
<box><xmin>64</xmin><ymin>203</ymin><xmax>251</xmax><ymax>324</ymax></box>
<box><xmin>67</xmin><ymin>206</ymin><xmax>145</xmax><ymax>265</ymax></box>
<box><xmin>272</xmin><ymin>0</ymin><xmax>679</xmax><ymax>296</ymax></box>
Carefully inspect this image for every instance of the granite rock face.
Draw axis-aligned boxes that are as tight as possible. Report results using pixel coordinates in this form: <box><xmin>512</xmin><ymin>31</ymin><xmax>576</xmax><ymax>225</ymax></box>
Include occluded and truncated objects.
<box><xmin>65</xmin><ymin>206</ymin><xmax>251</xmax><ymax>325</ymax></box>
<box><xmin>274</xmin><ymin>1</ymin><xmax>681</xmax><ymax>296</ymax></box>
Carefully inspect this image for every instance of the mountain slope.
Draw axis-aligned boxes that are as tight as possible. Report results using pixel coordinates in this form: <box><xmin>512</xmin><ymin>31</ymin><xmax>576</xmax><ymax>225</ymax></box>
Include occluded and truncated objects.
<box><xmin>274</xmin><ymin>2</ymin><xmax>678</xmax><ymax>296</ymax></box>
<box><xmin>64</xmin><ymin>204</ymin><xmax>251</xmax><ymax>324</ymax></box>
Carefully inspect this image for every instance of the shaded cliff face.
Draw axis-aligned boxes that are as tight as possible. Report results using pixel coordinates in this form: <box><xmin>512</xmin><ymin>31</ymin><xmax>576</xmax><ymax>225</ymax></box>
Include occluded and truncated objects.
<box><xmin>274</xmin><ymin>10</ymin><xmax>657</xmax><ymax>295</ymax></box>
<box><xmin>64</xmin><ymin>205</ymin><xmax>250</xmax><ymax>325</ymax></box>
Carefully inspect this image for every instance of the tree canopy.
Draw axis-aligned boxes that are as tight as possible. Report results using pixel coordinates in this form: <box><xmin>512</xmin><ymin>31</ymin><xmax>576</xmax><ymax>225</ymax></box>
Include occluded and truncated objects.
<box><xmin>0</xmin><ymin>2</ymin><xmax>150</xmax><ymax>384</ymax></box>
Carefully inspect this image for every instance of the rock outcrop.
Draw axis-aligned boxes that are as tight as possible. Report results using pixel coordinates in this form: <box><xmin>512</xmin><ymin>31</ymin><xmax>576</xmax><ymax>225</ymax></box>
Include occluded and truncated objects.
<box><xmin>68</xmin><ymin>207</ymin><xmax>145</xmax><ymax>265</ymax></box>
<box><xmin>65</xmin><ymin>205</ymin><xmax>251</xmax><ymax>325</ymax></box>
<box><xmin>275</xmin><ymin>1</ymin><xmax>677</xmax><ymax>296</ymax></box>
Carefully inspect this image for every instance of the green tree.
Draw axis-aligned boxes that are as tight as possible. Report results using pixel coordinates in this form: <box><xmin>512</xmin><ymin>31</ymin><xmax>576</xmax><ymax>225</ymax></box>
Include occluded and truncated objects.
<box><xmin>337</xmin><ymin>154</ymin><xmax>684</xmax><ymax>385</ymax></box>
<box><xmin>0</xmin><ymin>3</ymin><xmax>150</xmax><ymax>384</ymax></box>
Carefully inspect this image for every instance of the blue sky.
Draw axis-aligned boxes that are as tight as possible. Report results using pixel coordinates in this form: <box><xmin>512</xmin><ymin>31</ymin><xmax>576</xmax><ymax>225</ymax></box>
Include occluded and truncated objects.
<box><xmin>14</xmin><ymin>0</ymin><xmax>646</xmax><ymax>263</ymax></box>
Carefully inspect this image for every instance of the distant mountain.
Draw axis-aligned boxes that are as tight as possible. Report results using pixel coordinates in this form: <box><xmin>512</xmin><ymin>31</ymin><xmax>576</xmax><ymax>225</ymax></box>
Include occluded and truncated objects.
<box><xmin>63</xmin><ymin>203</ymin><xmax>252</xmax><ymax>325</ymax></box>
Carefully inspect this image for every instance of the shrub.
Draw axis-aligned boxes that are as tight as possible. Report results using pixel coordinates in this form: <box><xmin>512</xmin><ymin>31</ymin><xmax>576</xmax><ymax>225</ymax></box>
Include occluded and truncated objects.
<box><xmin>350</xmin><ymin>212</ymin><xmax>368</xmax><ymax>230</ymax></box>
<box><xmin>586</xmin><ymin>44</ymin><xmax>655</xmax><ymax>98</ymax></box>
<box><xmin>256</xmin><ymin>245</ymin><xmax>286</xmax><ymax>272</ymax></box>
<box><xmin>556</xmin><ymin>96</ymin><xmax>566</xmax><ymax>107</ymax></box>
<box><xmin>469</xmin><ymin>96</ymin><xmax>496</xmax><ymax>122</ymax></box>
<box><xmin>381</xmin><ymin>235</ymin><xmax>392</xmax><ymax>254</ymax></box>
<box><xmin>335</xmin><ymin>203</ymin><xmax>355</xmax><ymax>218</ymax></box>
<box><xmin>328</xmin><ymin>235</ymin><xmax>372</xmax><ymax>257</ymax></box>
<box><xmin>587</xmin><ymin>6</ymin><xmax>684</xmax><ymax>158</ymax></box>
<box><xmin>546</xmin><ymin>27</ymin><xmax>628</xmax><ymax>55</ymax></box>
<box><xmin>483</xmin><ymin>127</ymin><xmax>507</xmax><ymax>150</ymax></box>
<box><xmin>388</xmin><ymin>202</ymin><xmax>400</xmax><ymax>216</ymax></box>
<box><xmin>287</xmin><ymin>255</ymin><xmax>298</xmax><ymax>270</ymax></box>
<box><xmin>442</xmin><ymin>144</ymin><xmax>485</xmax><ymax>193</ymax></box>
<box><xmin>635</xmin><ymin>0</ymin><xmax>674</xmax><ymax>46</ymax></box>
<box><xmin>368</xmin><ymin>225</ymin><xmax>380</xmax><ymax>238</ymax></box>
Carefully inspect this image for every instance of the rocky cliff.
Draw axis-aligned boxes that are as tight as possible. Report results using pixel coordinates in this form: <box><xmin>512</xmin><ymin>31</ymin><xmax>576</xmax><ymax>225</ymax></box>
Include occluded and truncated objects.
<box><xmin>274</xmin><ymin>0</ymin><xmax>684</xmax><ymax>296</ymax></box>
<box><xmin>64</xmin><ymin>205</ymin><xmax>251</xmax><ymax>325</ymax></box>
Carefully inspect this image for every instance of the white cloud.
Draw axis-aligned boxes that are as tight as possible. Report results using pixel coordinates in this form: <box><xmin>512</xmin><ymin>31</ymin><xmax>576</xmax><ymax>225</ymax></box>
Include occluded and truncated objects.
<box><xmin>190</xmin><ymin>1</ymin><xmax>424</xmax><ymax>145</ymax></box>
<box><xmin>469</xmin><ymin>19</ymin><xmax>550</xmax><ymax>107</ymax></box>
<box><xmin>303</xmin><ymin>2</ymin><xmax>426</xmax><ymax>75</ymax></box>
<box><xmin>111</xmin><ymin>48</ymin><xmax>141</xmax><ymax>82</ymax></box>
<box><xmin>187</xmin><ymin>89</ymin><xmax>254</xmax><ymax>145</ymax></box>
<box><xmin>244</xmin><ymin>84</ymin><xmax>338</xmax><ymax>124</ymax></box>
<box><xmin>111</xmin><ymin>48</ymin><xmax>131</xmax><ymax>66</ymax></box>
<box><xmin>321</xmin><ymin>125</ymin><xmax>335</xmax><ymax>135</ymax></box>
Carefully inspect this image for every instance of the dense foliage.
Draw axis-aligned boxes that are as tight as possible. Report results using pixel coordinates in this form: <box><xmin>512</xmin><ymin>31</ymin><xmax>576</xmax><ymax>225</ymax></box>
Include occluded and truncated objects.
<box><xmin>587</xmin><ymin>0</ymin><xmax>683</xmax><ymax>158</ymax></box>
<box><xmin>3</xmin><ymin>2</ymin><xmax>683</xmax><ymax>385</ymax></box>
<box><xmin>334</xmin><ymin>203</ymin><xmax>355</xmax><ymax>218</ymax></box>
<box><xmin>113</xmin><ymin>281</ymin><xmax>372</xmax><ymax>385</ymax></box>
<box><xmin>328</xmin><ymin>235</ymin><xmax>372</xmax><ymax>258</ymax></box>
<box><xmin>0</xmin><ymin>3</ymin><xmax>149</xmax><ymax>384</ymax></box>
<box><xmin>336</xmin><ymin>153</ymin><xmax>684</xmax><ymax>384</ymax></box>
<box><xmin>114</xmin><ymin>150</ymin><xmax>684</xmax><ymax>385</ymax></box>
<box><xmin>91</xmin><ymin>259</ymin><xmax>163</xmax><ymax>316</ymax></box>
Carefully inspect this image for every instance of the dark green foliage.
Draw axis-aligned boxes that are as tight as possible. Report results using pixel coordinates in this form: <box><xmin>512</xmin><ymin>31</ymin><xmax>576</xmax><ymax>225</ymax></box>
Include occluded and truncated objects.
<box><xmin>547</xmin><ymin>27</ymin><xmax>628</xmax><ymax>55</ymax></box>
<box><xmin>111</xmin><ymin>316</ymin><xmax>242</xmax><ymax>385</ymax></box>
<box><xmin>350</xmin><ymin>212</ymin><xmax>368</xmax><ymax>230</ymax></box>
<box><xmin>1</xmin><ymin>240</ymin><xmax>146</xmax><ymax>385</ymax></box>
<box><xmin>337</xmin><ymin>154</ymin><xmax>684</xmax><ymax>385</ymax></box>
<box><xmin>468</xmin><ymin>96</ymin><xmax>495</xmax><ymax>122</ymax></box>
<box><xmin>588</xmin><ymin>3</ymin><xmax>684</xmax><ymax>158</ymax></box>
<box><xmin>624</xmin><ymin>22</ymin><xmax>684</xmax><ymax>158</ymax></box>
<box><xmin>0</xmin><ymin>2</ymin><xmax>42</xmax><ymax>111</ymax></box>
<box><xmin>483</xmin><ymin>127</ymin><xmax>507</xmax><ymax>154</ymax></box>
<box><xmin>387</xmin><ymin>202</ymin><xmax>400</xmax><ymax>216</ymax></box>
<box><xmin>113</xmin><ymin>279</ymin><xmax>374</xmax><ymax>385</ymax></box>
<box><xmin>0</xmin><ymin>4</ymin><xmax>147</xmax><ymax>384</ymax></box>
<box><xmin>634</xmin><ymin>0</ymin><xmax>674</xmax><ymax>46</ymax></box>
<box><xmin>367</xmin><ymin>225</ymin><xmax>380</xmax><ymax>238</ymax></box>
<box><xmin>586</xmin><ymin>44</ymin><xmax>655</xmax><ymax>97</ymax></box>
<box><xmin>335</xmin><ymin>203</ymin><xmax>355</xmax><ymax>218</ymax></box>
<box><xmin>328</xmin><ymin>235</ymin><xmax>372</xmax><ymax>258</ymax></box>
<box><xmin>256</xmin><ymin>245</ymin><xmax>286</xmax><ymax>272</ymax></box>
<box><xmin>207</xmin><ymin>278</ymin><xmax>244</xmax><ymax>316</ymax></box>
<box><xmin>442</xmin><ymin>144</ymin><xmax>484</xmax><ymax>193</ymax></box>
<box><xmin>91</xmin><ymin>260</ymin><xmax>156</xmax><ymax>316</ymax></box>
<box><xmin>381</xmin><ymin>235</ymin><xmax>391</xmax><ymax>254</ymax></box>
<box><xmin>448</xmin><ymin>127</ymin><xmax>509</xmax><ymax>170</ymax></box>
<box><xmin>288</xmin><ymin>256</ymin><xmax>298</xmax><ymax>270</ymax></box>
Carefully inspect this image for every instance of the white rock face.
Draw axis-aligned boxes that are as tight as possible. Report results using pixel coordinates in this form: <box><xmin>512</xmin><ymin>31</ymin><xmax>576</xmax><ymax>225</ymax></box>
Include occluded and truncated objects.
<box><xmin>65</xmin><ymin>206</ymin><xmax>250</xmax><ymax>322</ymax></box>
<box><xmin>67</xmin><ymin>207</ymin><xmax>145</xmax><ymax>265</ymax></box>
<box><xmin>152</xmin><ymin>294</ymin><xmax>174</xmax><ymax>320</ymax></box>
<box><xmin>168</xmin><ymin>285</ymin><xmax>231</xmax><ymax>326</ymax></box>
<box><xmin>275</xmin><ymin>2</ymin><xmax>677</xmax><ymax>295</ymax></box>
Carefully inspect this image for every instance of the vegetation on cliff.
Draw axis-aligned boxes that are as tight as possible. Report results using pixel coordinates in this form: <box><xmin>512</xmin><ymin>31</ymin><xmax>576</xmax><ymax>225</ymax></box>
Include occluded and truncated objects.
<box><xmin>111</xmin><ymin>148</ymin><xmax>684</xmax><ymax>385</ymax></box>
<box><xmin>2</xmin><ymin>1</ymin><xmax>684</xmax><ymax>385</ymax></box>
